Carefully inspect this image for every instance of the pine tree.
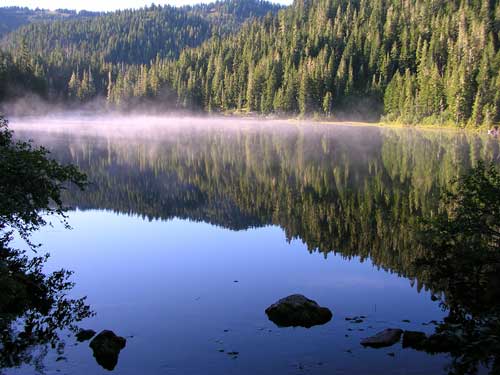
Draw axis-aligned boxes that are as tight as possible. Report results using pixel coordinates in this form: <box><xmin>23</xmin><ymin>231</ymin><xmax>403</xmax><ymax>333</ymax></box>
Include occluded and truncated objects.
<box><xmin>68</xmin><ymin>71</ymin><xmax>80</xmax><ymax>99</ymax></box>
<box><xmin>322</xmin><ymin>91</ymin><xmax>333</xmax><ymax>116</ymax></box>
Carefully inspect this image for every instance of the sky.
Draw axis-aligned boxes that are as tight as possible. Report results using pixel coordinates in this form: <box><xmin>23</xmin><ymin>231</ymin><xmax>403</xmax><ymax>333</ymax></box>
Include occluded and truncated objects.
<box><xmin>2</xmin><ymin>0</ymin><xmax>291</xmax><ymax>11</ymax></box>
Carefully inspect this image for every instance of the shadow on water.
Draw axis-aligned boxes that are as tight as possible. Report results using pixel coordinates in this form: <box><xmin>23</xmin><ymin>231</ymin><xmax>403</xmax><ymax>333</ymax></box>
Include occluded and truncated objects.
<box><xmin>7</xmin><ymin>120</ymin><xmax>500</xmax><ymax>374</ymax></box>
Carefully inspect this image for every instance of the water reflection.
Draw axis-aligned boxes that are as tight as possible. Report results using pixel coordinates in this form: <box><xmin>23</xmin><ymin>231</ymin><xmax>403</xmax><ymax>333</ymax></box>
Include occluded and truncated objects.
<box><xmin>0</xmin><ymin>241</ymin><xmax>93</xmax><ymax>373</ymax></box>
<box><xmin>24</xmin><ymin>124</ymin><xmax>499</xmax><ymax>272</ymax></box>
<box><xmin>10</xmin><ymin>120</ymin><xmax>500</xmax><ymax>374</ymax></box>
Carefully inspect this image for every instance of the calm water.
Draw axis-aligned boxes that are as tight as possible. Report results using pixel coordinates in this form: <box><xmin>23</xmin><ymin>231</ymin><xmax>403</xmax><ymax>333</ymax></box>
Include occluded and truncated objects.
<box><xmin>6</xmin><ymin>117</ymin><xmax>500</xmax><ymax>375</ymax></box>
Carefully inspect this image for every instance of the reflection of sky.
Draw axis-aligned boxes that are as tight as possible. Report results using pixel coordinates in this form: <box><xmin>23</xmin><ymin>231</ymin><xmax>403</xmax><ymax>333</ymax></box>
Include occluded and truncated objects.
<box><xmin>13</xmin><ymin>210</ymin><xmax>448</xmax><ymax>375</ymax></box>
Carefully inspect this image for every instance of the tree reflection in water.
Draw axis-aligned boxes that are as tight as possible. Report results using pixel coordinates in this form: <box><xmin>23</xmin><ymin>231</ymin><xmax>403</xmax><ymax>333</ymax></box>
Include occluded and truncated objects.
<box><xmin>415</xmin><ymin>162</ymin><xmax>500</xmax><ymax>374</ymax></box>
<box><xmin>11</xmin><ymin>121</ymin><xmax>500</xmax><ymax>374</ymax></box>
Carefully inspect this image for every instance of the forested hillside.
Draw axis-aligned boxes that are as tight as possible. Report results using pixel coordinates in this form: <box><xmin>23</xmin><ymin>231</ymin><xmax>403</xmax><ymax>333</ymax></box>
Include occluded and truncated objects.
<box><xmin>0</xmin><ymin>7</ymin><xmax>100</xmax><ymax>38</ymax></box>
<box><xmin>0</xmin><ymin>0</ymin><xmax>281</xmax><ymax>103</ymax></box>
<box><xmin>1</xmin><ymin>0</ymin><xmax>500</xmax><ymax>127</ymax></box>
<box><xmin>2</xmin><ymin>0</ymin><xmax>281</xmax><ymax>65</ymax></box>
<box><xmin>2</xmin><ymin>6</ymin><xmax>211</xmax><ymax>66</ymax></box>
<box><xmin>162</xmin><ymin>0</ymin><xmax>500</xmax><ymax>125</ymax></box>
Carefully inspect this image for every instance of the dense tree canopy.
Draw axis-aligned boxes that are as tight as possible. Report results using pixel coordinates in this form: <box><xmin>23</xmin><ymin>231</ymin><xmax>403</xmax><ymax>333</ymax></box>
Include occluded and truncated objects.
<box><xmin>0</xmin><ymin>0</ymin><xmax>281</xmax><ymax>105</ymax></box>
<box><xmin>163</xmin><ymin>0</ymin><xmax>500</xmax><ymax>125</ymax></box>
<box><xmin>1</xmin><ymin>0</ymin><xmax>500</xmax><ymax>126</ymax></box>
<box><xmin>0</xmin><ymin>6</ymin><xmax>101</xmax><ymax>38</ymax></box>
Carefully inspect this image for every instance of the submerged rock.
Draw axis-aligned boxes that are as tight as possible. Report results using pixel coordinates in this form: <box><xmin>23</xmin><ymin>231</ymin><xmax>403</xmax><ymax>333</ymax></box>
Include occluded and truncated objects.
<box><xmin>76</xmin><ymin>329</ymin><xmax>96</xmax><ymax>342</ymax></box>
<box><xmin>402</xmin><ymin>331</ymin><xmax>427</xmax><ymax>350</ymax></box>
<box><xmin>361</xmin><ymin>328</ymin><xmax>403</xmax><ymax>348</ymax></box>
<box><xmin>89</xmin><ymin>330</ymin><xmax>126</xmax><ymax>371</ymax></box>
<box><xmin>265</xmin><ymin>294</ymin><xmax>332</xmax><ymax>328</ymax></box>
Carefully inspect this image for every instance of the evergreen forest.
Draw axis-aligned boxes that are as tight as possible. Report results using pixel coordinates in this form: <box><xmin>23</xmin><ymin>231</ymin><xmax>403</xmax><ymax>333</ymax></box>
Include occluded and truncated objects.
<box><xmin>1</xmin><ymin>0</ymin><xmax>500</xmax><ymax>126</ymax></box>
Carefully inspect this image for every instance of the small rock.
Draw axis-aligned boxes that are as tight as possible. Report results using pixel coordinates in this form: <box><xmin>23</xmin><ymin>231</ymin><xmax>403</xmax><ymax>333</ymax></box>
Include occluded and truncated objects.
<box><xmin>56</xmin><ymin>356</ymin><xmax>66</xmax><ymax>362</ymax></box>
<box><xmin>227</xmin><ymin>351</ymin><xmax>239</xmax><ymax>356</ymax></box>
<box><xmin>402</xmin><ymin>331</ymin><xmax>427</xmax><ymax>350</ymax></box>
<box><xmin>89</xmin><ymin>330</ymin><xmax>126</xmax><ymax>371</ymax></box>
<box><xmin>265</xmin><ymin>294</ymin><xmax>332</xmax><ymax>328</ymax></box>
<box><xmin>387</xmin><ymin>352</ymin><xmax>395</xmax><ymax>357</ymax></box>
<box><xmin>76</xmin><ymin>329</ymin><xmax>96</xmax><ymax>342</ymax></box>
<box><xmin>360</xmin><ymin>328</ymin><xmax>403</xmax><ymax>348</ymax></box>
<box><xmin>402</xmin><ymin>319</ymin><xmax>411</xmax><ymax>323</ymax></box>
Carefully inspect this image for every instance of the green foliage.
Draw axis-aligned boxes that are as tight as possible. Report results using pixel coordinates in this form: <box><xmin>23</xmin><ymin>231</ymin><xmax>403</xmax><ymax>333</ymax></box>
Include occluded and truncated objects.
<box><xmin>1</xmin><ymin>0</ymin><xmax>500</xmax><ymax>124</ymax></box>
<box><xmin>0</xmin><ymin>1</ymin><xmax>281</xmax><ymax>106</ymax></box>
<box><xmin>161</xmin><ymin>0</ymin><xmax>500</xmax><ymax>123</ymax></box>
<box><xmin>0</xmin><ymin>48</ymin><xmax>47</xmax><ymax>101</ymax></box>
<box><xmin>0</xmin><ymin>6</ymin><xmax>101</xmax><ymax>38</ymax></box>
<box><xmin>0</xmin><ymin>116</ymin><xmax>87</xmax><ymax>244</ymax></box>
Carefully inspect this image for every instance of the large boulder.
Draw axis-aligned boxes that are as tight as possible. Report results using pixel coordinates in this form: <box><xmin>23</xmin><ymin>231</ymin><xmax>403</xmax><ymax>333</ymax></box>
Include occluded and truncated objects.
<box><xmin>265</xmin><ymin>294</ymin><xmax>332</xmax><ymax>328</ymax></box>
<box><xmin>361</xmin><ymin>328</ymin><xmax>403</xmax><ymax>348</ymax></box>
<box><xmin>89</xmin><ymin>330</ymin><xmax>126</xmax><ymax>370</ymax></box>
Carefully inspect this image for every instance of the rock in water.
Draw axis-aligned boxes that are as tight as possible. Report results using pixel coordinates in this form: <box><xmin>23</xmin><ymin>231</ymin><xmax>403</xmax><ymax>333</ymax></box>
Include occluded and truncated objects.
<box><xmin>76</xmin><ymin>329</ymin><xmax>96</xmax><ymax>342</ymax></box>
<box><xmin>89</xmin><ymin>330</ymin><xmax>127</xmax><ymax>370</ymax></box>
<box><xmin>402</xmin><ymin>331</ymin><xmax>427</xmax><ymax>350</ymax></box>
<box><xmin>265</xmin><ymin>294</ymin><xmax>332</xmax><ymax>328</ymax></box>
<box><xmin>361</xmin><ymin>328</ymin><xmax>403</xmax><ymax>348</ymax></box>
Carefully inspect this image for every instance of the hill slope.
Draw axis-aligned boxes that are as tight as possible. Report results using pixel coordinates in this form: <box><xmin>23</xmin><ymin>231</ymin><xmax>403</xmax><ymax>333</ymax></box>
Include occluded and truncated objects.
<box><xmin>1</xmin><ymin>0</ymin><xmax>282</xmax><ymax>65</ymax></box>
<box><xmin>0</xmin><ymin>6</ymin><xmax>100</xmax><ymax>38</ymax></box>
<box><xmin>158</xmin><ymin>0</ymin><xmax>500</xmax><ymax>125</ymax></box>
<box><xmin>2</xmin><ymin>0</ymin><xmax>499</xmax><ymax>127</ymax></box>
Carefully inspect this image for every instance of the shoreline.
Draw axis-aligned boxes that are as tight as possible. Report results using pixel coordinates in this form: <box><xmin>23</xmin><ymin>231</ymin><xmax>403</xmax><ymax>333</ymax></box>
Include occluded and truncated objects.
<box><xmin>210</xmin><ymin>110</ymin><xmax>491</xmax><ymax>133</ymax></box>
<box><xmin>6</xmin><ymin>110</ymin><xmax>492</xmax><ymax>135</ymax></box>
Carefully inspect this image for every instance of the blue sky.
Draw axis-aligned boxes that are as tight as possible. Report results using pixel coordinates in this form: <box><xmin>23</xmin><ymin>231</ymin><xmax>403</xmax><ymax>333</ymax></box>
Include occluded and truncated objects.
<box><xmin>3</xmin><ymin>0</ymin><xmax>291</xmax><ymax>11</ymax></box>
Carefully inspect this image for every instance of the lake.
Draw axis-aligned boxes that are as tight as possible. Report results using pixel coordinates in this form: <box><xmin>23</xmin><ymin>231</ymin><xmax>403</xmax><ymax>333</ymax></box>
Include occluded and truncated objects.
<box><xmin>6</xmin><ymin>116</ymin><xmax>500</xmax><ymax>375</ymax></box>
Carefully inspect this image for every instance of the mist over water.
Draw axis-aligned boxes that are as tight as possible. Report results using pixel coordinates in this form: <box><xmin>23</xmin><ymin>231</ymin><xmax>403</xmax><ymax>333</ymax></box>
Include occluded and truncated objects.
<box><xmin>6</xmin><ymin>116</ymin><xmax>500</xmax><ymax>374</ymax></box>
